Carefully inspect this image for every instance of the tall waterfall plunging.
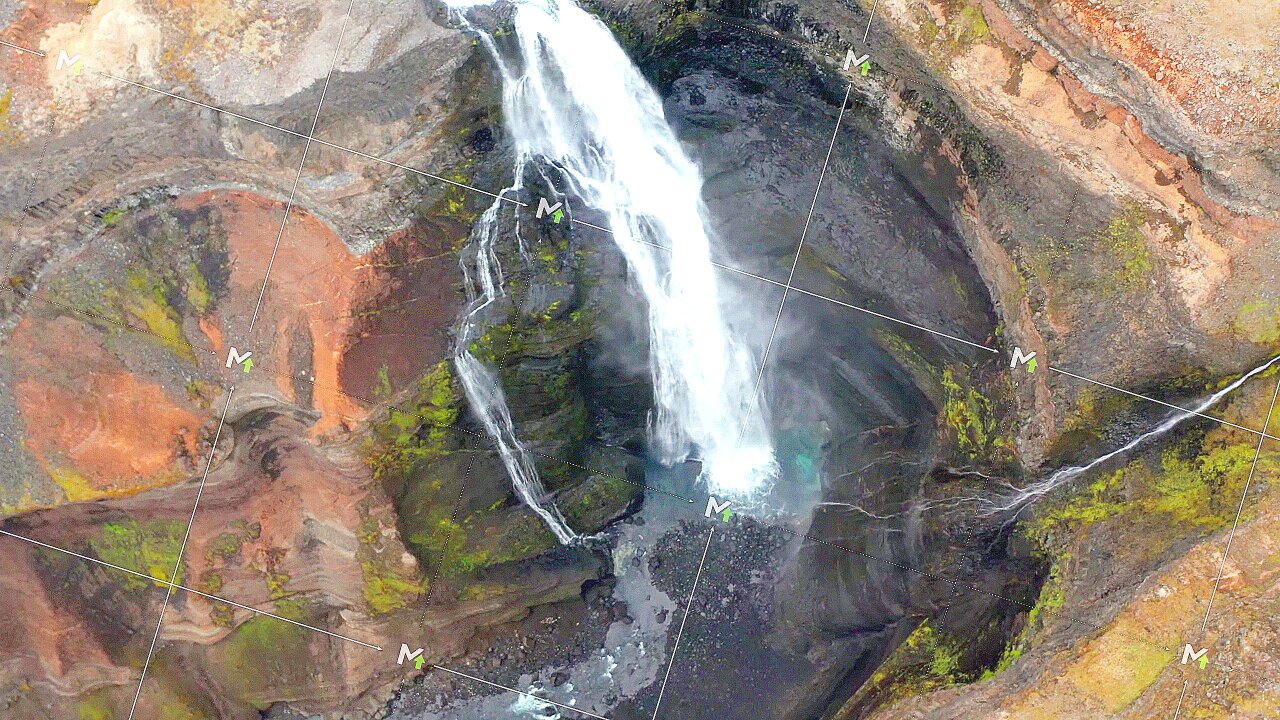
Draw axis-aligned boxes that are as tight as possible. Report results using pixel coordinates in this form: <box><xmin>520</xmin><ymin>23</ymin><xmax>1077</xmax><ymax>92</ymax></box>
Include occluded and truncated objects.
<box><xmin>446</xmin><ymin>0</ymin><xmax>780</xmax><ymax>540</ymax></box>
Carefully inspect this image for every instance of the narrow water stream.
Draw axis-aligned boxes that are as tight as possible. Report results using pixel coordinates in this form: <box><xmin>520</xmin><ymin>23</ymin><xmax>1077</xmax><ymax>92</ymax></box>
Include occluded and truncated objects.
<box><xmin>989</xmin><ymin>353</ymin><xmax>1280</xmax><ymax>516</ymax></box>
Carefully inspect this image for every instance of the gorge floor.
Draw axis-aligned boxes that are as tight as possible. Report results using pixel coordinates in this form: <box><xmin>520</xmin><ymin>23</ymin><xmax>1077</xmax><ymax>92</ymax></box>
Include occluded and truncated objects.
<box><xmin>2</xmin><ymin>1</ymin><xmax>1280</xmax><ymax>717</ymax></box>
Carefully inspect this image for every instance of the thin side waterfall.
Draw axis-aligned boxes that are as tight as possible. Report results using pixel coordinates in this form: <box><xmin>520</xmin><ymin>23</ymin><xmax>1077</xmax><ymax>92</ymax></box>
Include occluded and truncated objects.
<box><xmin>985</xmin><ymin>354</ymin><xmax>1280</xmax><ymax>516</ymax></box>
<box><xmin>446</xmin><ymin>0</ymin><xmax>779</xmax><ymax>541</ymax></box>
<box><xmin>455</xmin><ymin>187</ymin><xmax>579</xmax><ymax>545</ymax></box>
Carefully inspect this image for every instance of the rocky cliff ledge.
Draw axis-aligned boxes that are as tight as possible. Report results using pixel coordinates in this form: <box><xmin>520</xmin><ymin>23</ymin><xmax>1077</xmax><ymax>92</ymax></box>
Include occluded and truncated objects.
<box><xmin>1</xmin><ymin>0</ymin><xmax>1278</xmax><ymax>717</ymax></box>
<box><xmin>595</xmin><ymin>0</ymin><xmax>1279</xmax><ymax>716</ymax></box>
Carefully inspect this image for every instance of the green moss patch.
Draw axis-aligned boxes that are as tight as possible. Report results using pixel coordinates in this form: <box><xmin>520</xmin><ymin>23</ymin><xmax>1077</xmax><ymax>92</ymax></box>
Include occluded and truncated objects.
<box><xmin>0</xmin><ymin>88</ymin><xmax>21</xmax><ymax>145</ymax></box>
<box><xmin>356</xmin><ymin>509</ymin><xmax>426</xmax><ymax>616</ymax></box>
<box><xmin>367</xmin><ymin>361</ymin><xmax>460</xmax><ymax>479</ymax></box>
<box><xmin>1100</xmin><ymin>203</ymin><xmax>1155</xmax><ymax>295</ymax></box>
<box><xmin>446</xmin><ymin>512</ymin><xmax>558</xmax><ymax>579</ymax></box>
<box><xmin>916</xmin><ymin>1</ymin><xmax>992</xmax><ymax>63</ymax></box>
<box><xmin>1235</xmin><ymin>300</ymin><xmax>1280</xmax><ymax>346</ymax></box>
<box><xmin>121</xmin><ymin>269</ymin><xmax>195</xmax><ymax>360</ymax></box>
<box><xmin>90</xmin><ymin>520</ymin><xmax>186</xmax><ymax>592</ymax></box>
<box><xmin>859</xmin><ymin>621</ymin><xmax>970</xmax><ymax>707</ymax></box>
<box><xmin>941</xmin><ymin>367</ymin><xmax>1011</xmax><ymax>464</ymax></box>
<box><xmin>101</xmin><ymin>208</ymin><xmax>128</xmax><ymax>228</ymax></box>
<box><xmin>1029</xmin><ymin>438</ymin><xmax>1273</xmax><ymax>554</ymax></box>
<box><xmin>43</xmin><ymin>202</ymin><xmax>228</xmax><ymax>359</ymax></box>
<box><xmin>207</xmin><ymin>613</ymin><xmax>314</xmax><ymax>710</ymax></box>
<box><xmin>982</xmin><ymin>559</ymin><xmax>1067</xmax><ymax>679</ymax></box>
<box><xmin>561</xmin><ymin>472</ymin><xmax>641</xmax><ymax>531</ymax></box>
<box><xmin>1071</xmin><ymin>641</ymin><xmax>1175</xmax><ymax>713</ymax></box>
<box><xmin>361</xmin><ymin>560</ymin><xmax>424</xmax><ymax>614</ymax></box>
<box><xmin>76</xmin><ymin>689</ymin><xmax>118</xmax><ymax>720</ymax></box>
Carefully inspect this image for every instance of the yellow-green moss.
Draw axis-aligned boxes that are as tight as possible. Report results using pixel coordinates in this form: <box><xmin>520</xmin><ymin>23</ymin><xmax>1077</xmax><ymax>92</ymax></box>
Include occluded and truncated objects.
<box><xmin>982</xmin><ymin>559</ymin><xmax>1067</xmax><ymax>679</ymax></box>
<box><xmin>90</xmin><ymin>520</ymin><xmax>186</xmax><ymax>592</ymax></box>
<box><xmin>1029</xmin><ymin>440</ymin><xmax>1269</xmax><ymax>554</ymax></box>
<box><xmin>1151</xmin><ymin>443</ymin><xmax>1260</xmax><ymax>527</ymax></box>
<box><xmin>468</xmin><ymin>323</ymin><xmax>521</xmax><ymax>364</ymax></box>
<box><xmin>1027</xmin><ymin>470</ymin><xmax>1126</xmax><ymax>545</ymax></box>
<box><xmin>210</xmin><ymin>604</ymin><xmax>235</xmax><ymax>628</ymax></box>
<box><xmin>50</xmin><ymin>466</ymin><xmax>102</xmax><ymax>503</ymax></box>
<box><xmin>0</xmin><ymin>88</ymin><xmax>20</xmax><ymax>145</ymax></box>
<box><xmin>562</xmin><ymin>474</ymin><xmax>638</xmax><ymax>530</ymax></box>
<box><xmin>459</xmin><ymin>582</ymin><xmax>514</xmax><ymax>602</ymax></box>
<box><xmin>428</xmin><ymin>157</ymin><xmax>480</xmax><ymax>225</ymax></box>
<box><xmin>204</xmin><ymin>520</ymin><xmax>258</xmax><ymax>567</ymax></box>
<box><xmin>101</xmin><ymin>208</ymin><xmax>127</xmax><ymax>228</ymax></box>
<box><xmin>185</xmin><ymin>262</ymin><xmax>212</xmax><ymax>315</ymax></box>
<box><xmin>360</xmin><ymin>560</ymin><xmax>425</xmax><ymax>615</ymax></box>
<box><xmin>158</xmin><ymin>703</ymin><xmax>200</xmax><ymax>720</ymax></box>
<box><xmin>1077</xmin><ymin>642</ymin><xmax>1175</xmax><ymax>712</ymax></box>
<box><xmin>209</xmin><ymin>614</ymin><xmax>312</xmax><ymax>710</ymax></box>
<box><xmin>1101</xmin><ymin>204</ymin><xmax>1155</xmax><ymax>294</ymax></box>
<box><xmin>878</xmin><ymin>622</ymin><xmax>969</xmax><ymax>701</ymax></box>
<box><xmin>184</xmin><ymin>379</ymin><xmax>213</xmax><ymax>407</ymax></box>
<box><xmin>123</xmin><ymin>269</ymin><xmax>195</xmax><ymax>360</ymax></box>
<box><xmin>952</xmin><ymin>3</ymin><xmax>989</xmax><ymax>44</ymax></box>
<box><xmin>1234</xmin><ymin>300</ymin><xmax>1280</xmax><ymax>346</ymax></box>
<box><xmin>444</xmin><ymin>513</ymin><xmax>557</xmax><ymax>578</ymax></box>
<box><xmin>941</xmin><ymin>368</ymin><xmax>1006</xmax><ymax>462</ymax></box>
<box><xmin>1064</xmin><ymin>386</ymin><xmax>1134</xmax><ymax>432</ymax></box>
<box><xmin>375</xmin><ymin>365</ymin><xmax>394</xmax><ymax>401</ymax></box>
<box><xmin>368</xmin><ymin>362</ymin><xmax>460</xmax><ymax>478</ymax></box>
<box><xmin>206</xmin><ymin>534</ymin><xmax>243</xmax><ymax>563</ymax></box>
<box><xmin>265</xmin><ymin>570</ymin><xmax>290</xmax><ymax>600</ymax></box>
<box><xmin>76</xmin><ymin>690</ymin><xmax>117</xmax><ymax>720</ymax></box>
<box><xmin>198</xmin><ymin>571</ymin><xmax>223</xmax><ymax>594</ymax></box>
<box><xmin>918</xmin><ymin>1</ymin><xmax>990</xmax><ymax>59</ymax></box>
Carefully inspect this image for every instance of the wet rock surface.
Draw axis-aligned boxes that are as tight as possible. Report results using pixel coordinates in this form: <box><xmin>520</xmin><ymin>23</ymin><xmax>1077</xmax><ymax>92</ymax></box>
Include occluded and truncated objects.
<box><xmin>3</xmin><ymin>0</ymin><xmax>1279</xmax><ymax>718</ymax></box>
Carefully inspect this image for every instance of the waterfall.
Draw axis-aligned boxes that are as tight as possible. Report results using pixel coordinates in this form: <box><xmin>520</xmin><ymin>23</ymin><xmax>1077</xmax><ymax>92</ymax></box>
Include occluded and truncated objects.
<box><xmin>986</xmin><ymin>355</ymin><xmax>1280</xmax><ymax>516</ymax></box>
<box><xmin>454</xmin><ymin>186</ymin><xmax>580</xmax><ymax>545</ymax></box>
<box><xmin>446</xmin><ymin>0</ymin><xmax>780</xmax><ymax>540</ymax></box>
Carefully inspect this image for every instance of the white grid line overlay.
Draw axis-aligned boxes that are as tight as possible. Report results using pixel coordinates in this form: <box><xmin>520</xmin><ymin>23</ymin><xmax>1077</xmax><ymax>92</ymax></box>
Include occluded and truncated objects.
<box><xmin>0</xmin><ymin>3</ymin><xmax>1271</xmax><ymax>716</ymax></box>
<box><xmin>650</xmin><ymin>527</ymin><xmax>716</xmax><ymax>720</ymax></box>
<box><xmin>247</xmin><ymin>0</ymin><xmax>359</xmax><ymax>333</ymax></box>
<box><xmin>128</xmin><ymin>387</ymin><xmax>236</xmax><ymax>720</ymax></box>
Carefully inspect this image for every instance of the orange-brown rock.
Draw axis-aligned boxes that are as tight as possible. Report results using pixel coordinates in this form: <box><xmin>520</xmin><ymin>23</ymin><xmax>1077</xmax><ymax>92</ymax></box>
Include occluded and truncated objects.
<box><xmin>10</xmin><ymin>315</ymin><xmax>206</xmax><ymax>502</ymax></box>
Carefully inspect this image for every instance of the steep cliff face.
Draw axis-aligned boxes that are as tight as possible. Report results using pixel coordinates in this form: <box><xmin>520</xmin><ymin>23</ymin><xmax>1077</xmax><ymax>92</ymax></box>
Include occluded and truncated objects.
<box><xmin>2</xmin><ymin>0</ymin><xmax>1278</xmax><ymax>716</ymax></box>
<box><xmin>0</xmin><ymin>2</ymin><xmax>645</xmax><ymax>716</ymax></box>
<box><xmin>998</xmin><ymin>0</ymin><xmax>1280</xmax><ymax>219</ymax></box>
<box><xmin>638</xmin><ymin>0</ymin><xmax>1280</xmax><ymax>717</ymax></box>
<box><xmin>587</xmin><ymin>0</ymin><xmax>1280</xmax><ymax>716</ymax></box>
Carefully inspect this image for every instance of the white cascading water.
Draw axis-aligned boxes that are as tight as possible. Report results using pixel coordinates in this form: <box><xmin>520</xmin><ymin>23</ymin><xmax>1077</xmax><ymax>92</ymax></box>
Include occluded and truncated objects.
<box><xmin>986</xmin><ymin>354</ymin><xmax>1280</xmax><ymax>516</ymax></box>
<box><xmin>455</xmin><ymin>191</ymin><xmax>580</xmax><ymax>545</ymax></box>
<box><xmin>447</xmin><ymin>0</ymin><xmax>779</xmax><ymax>542</ymax></box>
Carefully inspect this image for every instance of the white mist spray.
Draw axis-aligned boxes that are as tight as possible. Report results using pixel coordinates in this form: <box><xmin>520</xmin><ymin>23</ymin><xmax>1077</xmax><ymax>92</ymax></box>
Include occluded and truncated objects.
<box><xmin>447</xmin><ymin>0</ymin><xmax>779</xmax><ymax>538</ymax></box>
